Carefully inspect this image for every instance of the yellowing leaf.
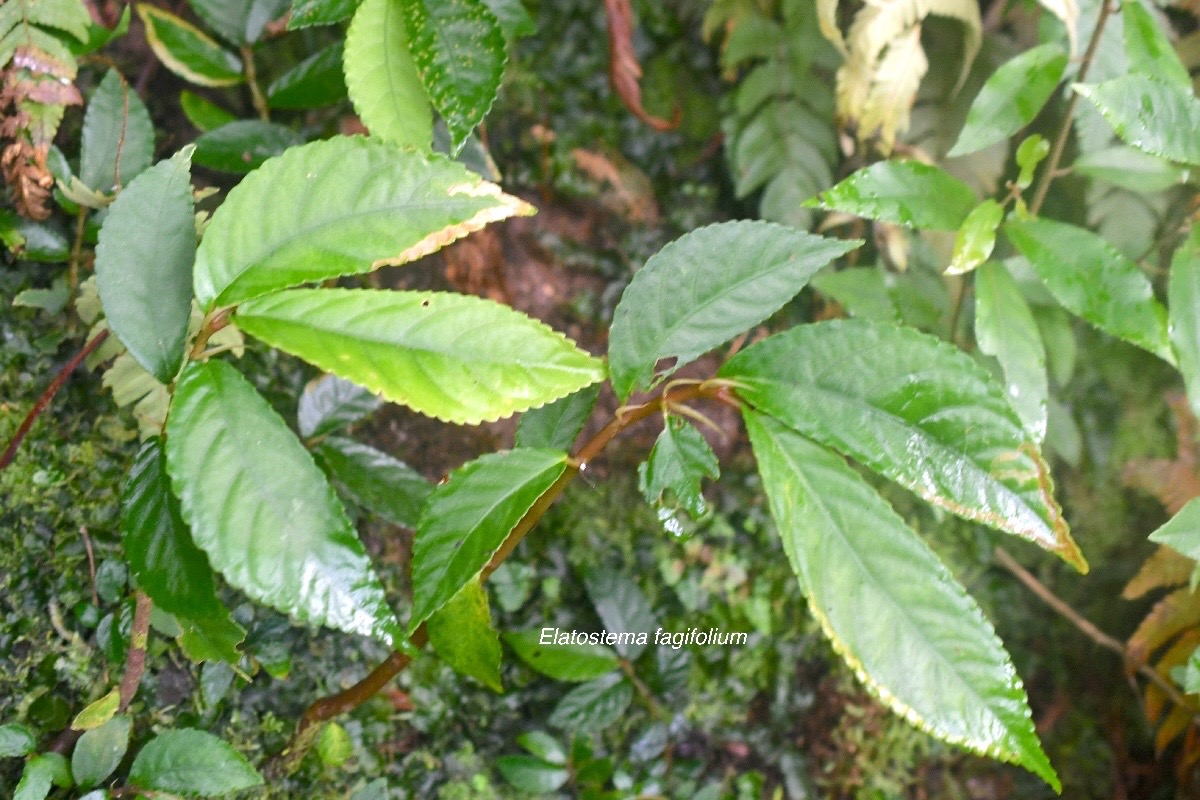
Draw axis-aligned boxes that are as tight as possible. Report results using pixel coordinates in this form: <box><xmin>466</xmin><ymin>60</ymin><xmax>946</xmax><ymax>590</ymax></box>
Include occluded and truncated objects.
<box><xmin>856</xmin><ymin>25</ymin><xmax>928</xmax><ymax>154</ymax></box>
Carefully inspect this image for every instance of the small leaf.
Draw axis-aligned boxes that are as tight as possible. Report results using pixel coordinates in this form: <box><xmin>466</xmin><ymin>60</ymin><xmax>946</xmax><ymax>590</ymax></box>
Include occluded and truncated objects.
<box><xmin>187</xmin><ymin>0</ymin><xmax>290</xmax><ymax>45</ymax></box>
<box><xmin>401</xmin><ymin>0</ymin><xmax>506</xmax><ymax>153</ymax></box>
<box><xmin>806</xmin><ymin>161</ymin><xmax>977</xmax><ymax>231</ymax></box>
<box><xmin>1122</xmin><ymin>0</ymin><xmax>1189</xmax><ymax>89</ymax></box>
<box><xmin>503</xmin><ymin>630</ymin><xmax>621</xmax><ymax>682</ymax></box>
<box><xmin>1074</xmin><ymin>75</ymin><xmax>1200</xmax><ymax>167</ymax></box>
<box><xmin>548</xmin><ymin>672</ymin><xmax>633</xmax><ymax>733</ymax></box>
<box><xmin>289</xmin><ymin>0</ymin><xmax>359</xmax><ymax>27</ymax></box>
<box><xmin>744</xmin><ymin>412</ymin><xmax>1059</xmax><ymax>789</ymax></box>
<box><xmin>94</xmin><ymin>147</ymin><xmax>196</xmax><ymax>383</ymax></box>
<box><xmin>1005</xmin><ymin>217</ymin><xmax>1173</xmax><ymax>363</ymax></box>
<box><xmin>298</xmin><ymin>373</ymin><xmax>382</xmax><ymax>438</ymax></box>
<box><xmin>1074</xmin><ymin>145</ymin><xmax>1184</xmax><ymax>193</ymax></box>
<box><xmin>410</xmin><ymin>449</ymin><xmax>567</xmax><ymax>629</ymax></box>
<box><xmin>1015</xmin><ymin>135</ymin><xmax>1049</xmax><ymax>190</ymax></box>
<box><xmin>180</xmin><ymin>90</ymin><xmax>236</xmax><ymax>132</ymax></box>
<box><xmin>193</xmin><ymin>120</ymin><xmax>304</xmax><ymax>173</ymax></box>
<box><xmin>585</xmin><ymin>568</ymin><xmax>657</xmax><ymax>660</ymax></box>
<box><xmin>945</xmin><ymin>199</ymin><xmax>1003</xmax><ymax>276</ymax></box>
<box><xmin>948</xmin><ymin>44</ymin><xmax>1067</xmax><ymax>157</ymax></box>
<box><xmin>1150</xmin><ymin>496</ymin><xmax>1200</xmax><ymax>561</ymax></box>
<box><xmin>136</xmin><ymin>5</ymin><xmax>243</xmax><ymax>87</ymax></box>
<box><xmin>317</xmin><ymin>722</ymin><xmax>353</xmax><ymax>767</ymax></box>
<box><xmin>70</xmin><ymin>690</ymin><xmax>119</xmax><ymax>731</ymax></box>
<box><xmin>975</xmin><ymin>262</ymin><xmax>1048</xmax><ymax>442</ymax></box>
<box><xmin>165</xmin><ymin>360</ymin><xmax>402</xmax><ymax>644</ymax></box>
<box><xmin>638</xmin><ymin>417</ymin><xmax>719</xmax><ymax>519</ymax></box>
<box><xmin>427</xmin><ymin>578</ymin><xmax>503</xmax><ymax>691</ymax></box>
<box><xmin>267</xmin><ymin>41</ymin><xmax>346</xmax><ymax>109</ymax></box>
<box><xmin>316</xmin><ymin>437</ymin><xmax>432</xmax><ymax>529</ymax></box>
<box><xmin>72</xmin><ymin>715</ymin><xmax>131</xmax><ymax>789</ymax></box>
<box><xmin>344</xmin><ymin>0</ymin><xmax>432</xmax><ymax>150</ymax></box>
<box><xmin>495</xmin><ymin>755</ymin><xmax>570</xmax><ymax>793</ymax></box>
<box><xmin>515</xmin><ymin>384</ymin><xmax>600</xmax><ymax>452</ymax></box>
<box><xmin>1170</xmin><ymin>225</ymin><xmax>1200</xmax><ymax>421</ymax></box>
<box><xmin>0</xmin><ymin>723</ymin><xmax>37</xmax><ymax>758</ymax></box>
<box><xmin>80</xmin><ymin>70</ymin><xmax>154</xmax><ymax>193</ymax></box>
<box><xmin>129</xmin><ymin>729</ymin><xmax>263</xmax><ymax>796</ymax></box>
<box><xmin>235</xmin><ymin>289</ymin><xmax>604</xmax><ymax>425</ymax></box>
<box><xmin>607</xmin><ymin>220</ymin><xmax>859</xmax><ymax>399</ymax></box>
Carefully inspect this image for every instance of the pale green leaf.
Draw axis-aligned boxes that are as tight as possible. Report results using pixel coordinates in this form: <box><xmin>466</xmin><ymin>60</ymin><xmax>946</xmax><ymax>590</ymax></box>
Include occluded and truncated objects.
<box><xmin>427</xmin><ymin>578</ymin><xmax>503</xmax><ymax>691</ymax></box>
<box><xmin>806</xmin><ymin>161</ymin><xmax>977</xmax><ymax>230</ymax></box>
<box><xmin>975</xmin><ymin>262</ymin><xmax>1048</xmax><ymax>442</ymax></box>
<box><xmin>1122</xmin><ymin>0</ymin><xmax>1189</xmax><ymax>89</ymax></box>
<box><xmin>19</xmin><ymin>0</ymin><xmax>91</xmax><ymax>41</ymax></box>
<box><xmin>1074</xmin><ymin>145</ymin><xmax>1185</xmax><ymax>192</ymax></box>
<box><xmin>136</xmin><ymin>5</ymin><xmax>243</xmax><ymax>87</ymax></box>
<box><xmin>1170</xmin><ymin>225</ymin><xmax>1200</xmax><ymax>421</ymax></box>
<box><xmin>317</xmin><ymin>723</ymin><xmax>353</xmax><ymax>767</ymax></box>
<box><xmin>344</xmin><ymin>0</ymin><xmax>431</xmax><ymax>149</ymax></box>
<box><xmin>0</xmin><ymin>723</ymin><xmax>36</xmax><ymax>758</ymax></box>
<box><xmin>1074</xmin><ymin>75</ymin><xmax>1200</xmax><ymax>166</ymax></box>
<box><xmin>1015</xmin><ymin>135</ymin><xmax>1049</xmax><ymax>189</ymax></box>
<box><xmin>71</xmin><ymin>690</ymin><xmax>119</xmax><ymax>731</ymax></box>
<box><xmin>1150</xmin><ymin>496</ymin><xmax>1200</xmax><ymax>560</ymax></box>
<box><xmin>810</xmin><ymin>266</ymin><xmax>899</xmax><ymax>321</ymax></box>
<box><xmin>316</xmin><ymin>436</ymin><xmax>431</xmax><ymax>529</ymax></box>
<box><xmin>80</xmin><ymin>70</ymin><xmax>154</xmax><ymax>193</ymax></box>
<box><xmin>129</xmin><ymin>729</ymin><xmax>262</xmax><ymax>796</ymax></box>
<box><xmin>515</xmin><ymin>384</ymin><xmax>600</xmax><ymax>452</ymax></box>
<box><xmin>638</xmin><ymin>417</ymin><xmax>719</xmax><ymax>519</ymax></box>
<box><xmin>503</xmin><ymin>630</ymin><xmax>621</xmax><ymax>682</ymax></box>
<box><xmin>946</xmin><ymin>199</ymin><xmax>1004</xmax><ymax>276</ymax></box>
<box><xmin>72</xmin><ymin>715</ymin><xmax>131</xmax><ymax>789</ymax></box>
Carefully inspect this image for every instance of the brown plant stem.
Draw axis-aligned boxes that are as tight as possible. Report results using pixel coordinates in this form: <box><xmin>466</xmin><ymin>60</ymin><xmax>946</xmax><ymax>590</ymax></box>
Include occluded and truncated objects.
<box><xmin>0</xmin><ymin>328</ymin><xmax>110</xmax><ymax>472</ymax></box>
<box><xmin>119</xmin><ymin>591</ymin><xmax>154</xmax><ymax>710</ymax></box>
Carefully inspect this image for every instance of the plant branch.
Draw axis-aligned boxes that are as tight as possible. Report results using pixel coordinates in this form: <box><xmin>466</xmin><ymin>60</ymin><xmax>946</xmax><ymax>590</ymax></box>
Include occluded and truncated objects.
<box><xmin>67</xmin><ymin>207</ymin><xmax>88</xmax><ymax>329</ymax></box>
<box><xmin>242</xmin><ymin>46</ymin><xmax>270</xmax><ymax>122</ymax></box>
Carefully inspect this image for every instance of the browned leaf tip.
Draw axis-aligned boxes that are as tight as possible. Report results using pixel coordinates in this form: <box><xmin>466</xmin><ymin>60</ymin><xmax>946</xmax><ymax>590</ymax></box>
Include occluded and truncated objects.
<box><xmin>603</xmin><ymin>0</ymin><xmax>681</xmax><ymax>133</ymax></box>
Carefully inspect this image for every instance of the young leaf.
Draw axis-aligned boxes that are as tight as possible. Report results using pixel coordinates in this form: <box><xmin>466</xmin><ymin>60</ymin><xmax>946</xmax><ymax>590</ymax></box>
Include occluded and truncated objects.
<box><xmin>585</xmin><ymin>568</ymin><xmax>657</xmax><ymax>660</ymax></box>
<box><xmin>136</xmin><ymin>5</ymin><xmax>244</xmax><ymax>87</ymax></box>
<box><xmin>193</xmin><ymin>137</ymin><xmax>532</xmax><ymax>308</ymax></box>
<box><xmin>410</xmin><ymin>449</ymin><xmax>567</xmax><ymax>628</ymax></box>
<box><xmin>267</xmin><ymin>41</ymin><xmax>346</xmax><ymax>109</ymax></box>
<box><xmin>638</xmin><ymin>417</ymin><xmax>720</xmax><ymax>519</ymax></box>
<box><xmin>165</xmin><ymin>360</ymin><xmax>402</xmax><ymax>644</ymax></box>
<box><xmin>495</xmin><ymin>755</ymin><xmax>570</xmax><ymax>794</ymax></box>
<box><xmin>80</xmin><ymin>69</ymin><xmax>154</xmax><ymax>193</ymax></box>
<box><xmin>720</xmin><ymin>319</ymin><xmax>1086</xmax><ymax>571</ymax></box>
<box><xmin>1015</xmin><ymin>135</ymin><xmax>1049</xmax><ymax>189</ymax></box>
<box><xmin>1005</xmin><ymin>217</ymin><xmax>1173</xmax><ymax>363</ymax></box>
<box><xmin>945</xmin><ymin>199</ymin><xmax>1003</xmax><ymax>276</ymax></box>
<box><xmin>315</xmin><ymin>436</ymin><xmax>431</xmax><ymax>529</ymax></box>
<box><xmin>427</xmin><ymin>578</ymin><xmax>503</xmax><ymax>691</ymax></box>
<box><xmin>548</xmin><ymin>672</ymin><xmax>633</xmax><ymax>733</ymax></box>
<box><xmin>1169</xmin><ymin>225</ymin><xmax>1200</xmax><ymax>421</ymax></box>
<box><xmin>317</xmin><ymin>723</ymin><xmax>353</xmax><ymax>767</ymax></box>
<box><xmin>289</xmin><ymin>0</ymin><xmax>359</xmax><ymax>28</ymax></box>
<box><xmin>1122</xmin><ymin>0</ymin><xmax>1189</xmax><ymax>89</ymax></box>
<box><xmin>947</xmin><ymin>44</ymin><xmax>1068</xmax><ymax>157</ymax></box>
<box><xmin>503</xmin><ymin>630</ymin><xmax>621</xmax><ymax>682</ymax></box>
<box><xmin>975</xmin><ymin>262</ymin><xmax>1048</xmax><ymax>442</ymax></box>
<box><xmin>235</xmin><ymin>289</ymin><xmax>605</xmax><ymax>425</ymax></box>
<box><xmin>193</xmin><ymin>120</ymin><xmax>304</xmax><ymax>173</ymax></box>
<box><xmin>517</xmin><ymin>731</ymin><xmax>567</xmax><ymax>765</ymax></box>
<box><xmin>187</xmin><ymin>0</ymin><xmax>289</xmax><ymax>45</ymax></box>
<box><xmin>94</xmin><ymin>147</ymin><xmax>196</xmax><ymax>384</ymax></box>
<box><xmin>344</xmin><ymin>0</ymin><xmax>432</xmax><ymax>150</ymax></box>
<box><xmin>1074</xmin><ymin>145</ymin><xmax>1184</xmax><ymax>193</ymax></box>
<box><xmin>72</xmin><ymin>715</ymin><xmax>131</xmax><ymax>789</ymax></box>
<box><xmin>129</xmin><ymin>729</ymin><xmax>263</xmax><ymax>796</ymax></box>
<box><xmin>607</xmin><ymin>220</ymin><xmax>859</xmax><ymax>399</ymax></box>
<box><xmin>1074</xmin><ymin>75</ymin><xmax>1200</xmax><ymax>167</ymax></box>
<box><xmin>401</xmin><ymin>0</ymin><xmax>506</xmax><ymax>153</ymax></box>
<box><xmin>806</xmin><ymin>161</ymin><xmax>977</xmax><ymax>230</ymax></box>
<box><xmin>515</xmin><ymin>384</ymin><xmax>601</xmax><ymax>452</ymax></box>
<box><xmin>743</xmin><ymin>412</ymin><xmax>1059</xmax><ymax>790</ymax></box>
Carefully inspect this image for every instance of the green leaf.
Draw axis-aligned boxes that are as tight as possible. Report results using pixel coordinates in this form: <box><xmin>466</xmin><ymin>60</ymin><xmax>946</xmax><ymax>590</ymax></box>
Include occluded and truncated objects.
<box><xmin>1170</xmin><ymin>225</ymin><xmax>1200</xmax><ymax>421</ymax></box>
<box><xmin>193</xmin><ymin>137</ymin><xmax>531</xmax><ymax>308</ymax></box>
<box><xmin>0</xmin><ymin>723</ymin><xmax>37</xmax><ymax>758</ymax></box>
<box><xmin>1015</xmin><ymin>135</ymin><xmax>1049</xmax><ymax>190</ymax></box>
<box><xmin>1074</xmin><ymin>145</ymin><xmax>1184</xmax><ymax>193</ymax></box>
<box><xmin>80</xmin><ymin>70</ymin><xmax>154</xmax><ymax>193</ymax></box>
<box><xmin>482</xmin><ymin>0</ymin><xmax>534</xmax><ymax>41</ymax></box>
<box><xmin>503</xmin><ymin>630</ymin><xmax>621</xmax><ymax>682</ymax></box>
<box><xmin>235</xmin><ymin>288</ymin><xmax>604</xmax><ymax>424</ymax></box>
<box><xmin>810</xmin><ymin>266</ymin><xmax>899</xmax><ymax>322</ymax></box>
<box><xmin>316</xmin><ymin>436</ymin><xmax>431</xmax><ymax>529</ymax></box>
<box><xmin>317</xmin><ymin>722</ymin><xmax>353</xmax><ymax>767</ymax></box>
<box><xmin>807</xmin><ymin>161</ymin><xmax>977</xmax><ymax>231</ymax></box>
<box><xmin>165</xmin><ymin>360</ymin><xmax>402</xmax><ymax>644</ymax></box>
<box><xmin>945</xmin><ymin>199</ymin><xmax>1004</xmax><ymax>276</ymax></box>
<box><xmin>70</xmin><ymin>5</ymin><xmax>132</xmax><ymax>56</ymax></box>
<box><xmin>16</xmin><ymin>0</ymin><xmax>91</xmax><ymax>41</ymax></box>
<box><xmin>515</xmin><ymin>384</ymin><xmax>600</xmax><ymax>452</ymax></box>
<box><xmin>975</xmin><ymin>262</ymin><xmax>1048</xmax><ymax>442</ymax></box>
<box><xmin>516</xmin><ymin>731</ymin><xmax>566</xmax><ymax>765</ymax></box>
<box><xmin>495</xmin><ymin>755</ymin><xmax>570</xmax><ymax>793</ymax></box>
<box><xmin>743</xmin><ymin>412</ymin><xmax>1058</xmax><ymax>789</ymax></box>
<box><xmin>94</xmin><ymin>147</ymin><xmax>196</xmax><ymax>384</ymax></box>
<box><xmin>427</xmin><ymin>578</ymin><xmax>503</xmax><ymax>691</ymax></box>
<box><xmin>289</xmin><ymin>0</ymin><xmax>359</xmax><ymax>27</ymax></box>
<box><xmin>607</xmin><ymin>220</ymin><xmax>859</xmax><ymax>399</ymax></box>
<box><xmin>1151</xmin><ymin>496</ymin><xmax>1200</xmax><ymax>559</ymax></box>
<box><xmin>72</xmin><ymin>715</ymin><xmax>131</xmax><ymax>789</ymax></box>
<box><xmin>1122</xmin><ymin>0</ymin><xmax>1190</xmax><ymax>89</ymax></box>
<box><xmin>180</xmin><ymin>90</ymin><xmax>236</xmax><ymax>132</ymax></box>
<box><xmin>1074</xmin><ymin>75</ymin><xmax>1200</xmax><ymax>167</ymax></box>
<box><xmin>1004</xmin><ymin>217</ymin><xmax>1173</xmax><ymax>363</ymax></box>
<box><xmin>410</xmin><ymin>449</ymin><xmax>567</xmax><ymax>629</ymax></box>
<box><xmin>14</xmin><ymin>754</ymin><xmax>71</xmax><ymax>800</ymax></box>
<box><xmin>344</xmin><ymin>0</ymin><xmax>432</xmax><ymax>150</ymax></box>
<box><xmin>638</xmin><ymin>417</ymin><xmax>719</xmax><ymax>519</ymax></box>
<box><xmin>947</xmin><ymin>44</ymin><xmax>1067</xmax><ymax>157</ymax></box>
<box><xmin>719</xmin><ymin>319</ymin><xmax>1086</xmax><ymax>571</ymax></box>
<box><xmin>298</xmin><ymin>374</ymin><xmax>383</xmax><ymax>438</ymax></box>
<box><xmin>136</xmin><ymin>4</ymin><xmax>243</xmax><ymax>87</ymax></box>
<box><xmin>71</xmin><ymin>689</ymin><xmax>119</xmax><ymax>731</ymax></box>
<box><xmin>267</xmin><ymin>41</ymin><xmax>346</xmax><ymax>109</ymax></box>
<box><xmin>129</xmin><ymin>729</ymin><xmax>263</xmax><ymax>796</ymax></box>
<box><xmin>177</xmin><ymin>611</ymin><xmax>246</xmax><ymax>664</ymax></box>
<box><xmin>401</xmin><ymin>0</ymin><xmax>506</xmax><ymax>153</ymax></box>
<box><xmin>187</xmin><ymin>0</ymin><xmax>289</xmax><ymax>45</ymax></box>
<box><xmin>193</xmin><ymin>120</ymin><xmax>304</xmax><ymax>173</ymax></box>
<box><xmin>585</xmin><ymin>569</ymin><xmax>656</xmax><ymax>660</ymax></box>
<box><xmin>548</xmin><ymin>673</ymin><xmax>632</xmax><ymax>733</ymax></box>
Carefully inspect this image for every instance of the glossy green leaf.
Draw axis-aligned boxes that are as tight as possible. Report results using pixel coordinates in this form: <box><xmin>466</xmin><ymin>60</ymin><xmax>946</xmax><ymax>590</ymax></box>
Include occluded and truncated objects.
<box><xmin>806</xmin><ymin>161</ymin><xmax>977</xmax><ymax>230</ymax></box>
<box><xmin>236</xmin><ymin>288</ymin><xmax>604</xmax><ymax>424</ymax></box>
<box><xmin>503</xmin><ymin>630</ymin><xmax>621</xmax><ymax>682</ymax></box>
<box><xmin>1170</xmin><ymin>225</ymin><xmax>1200</xmax><ymax>421</ymax></box>
<box><xmin>187</xmin><ymin>0</ymin><xmax>289</xmax><ymax>45</ymax></box>
<box><xmin>177</xmin><ymin>612</ymin><xmax>246</xmax><ymax>665</ymax></box>
<box><xmin>289</xmin><ymin>0</ymin><xmax>359</xmax><ymax>27</ymax></box>
<box><xmin>1005</xmin><ymin>217</ymin><xmax>1173</xmax><ymax>363</ymax></box>
<box><xmin>267</xmin><ymin>41</ymin><xmax>346</xmax><ymax>109</ymax></box>
<box><xmin>410</xmin><ymin>449</ymin><xmax>567</xmax><ymax>628</ymax></box>
<box><xmin>94</xmin><ymin>147</ymin><xmax>196</xmax><ymax>384</ymax></box>
<box><xmin>975</xmin><ymin>262</ymin><xmax>1048</xmax><ymax>442</ymax></box>
<box><xmin>80</xmin><ymin>70</ymin><xmax>154</xmax><ymax>194</ymax></box>
<box><xmin>193</xmin><ymin>120</ymin><xmax>303</xmax><ymax>173</ymax></box>
<box><xmin>946</xmin><ymin>199</ymin><xmax>1004</xmax><ymax>276</ymax></box>
<box><xmin>316</xmin><ymin>436</ymin><xmax>431</xmax><ymax>529</ymax></box>
<box><xmin>495</xmin><ymin>756</ymin><xmax>570</xmax><ymax>793</ymax></box>
<box><xmin>515</xmin><ymin>383</ymin><xmax>600</xmax><ymax>452</ymax></box>
<box><xmin>344</xmin><ymin>0</ymin><xmax>432</xmax><ymax>150</ymax></box>
<box><xmin>427</xmin><ymin>578</ymin><xmax>503</xmax><ymax>691</ymax></box>
<box><xmin>638</xmin><ymin>417</ymin><xmax>719</xmax><ymax>519</ymax></box>
<box><xmin>720</xmin><ymin>319</ymin><xmax>1086</xmax><ymax>571</ymax></box>
<box><xmin>71</xmin><ymin>689</ymin><xmax>119</xmax><ymax>730</ymax></box>
<box><xmin>1122</xmin><ymin>0</ymin><xmax>1190</xmax><ymax>89</ymax></box>
<box><xmin>165</xmin><ymin>360</ymin><xmax>402</xmax><ymax>644</ymax></box>
<box><xmin>136</xmin><ymin>5</ymin><xmax>243</xmax><ymax>87</ymax></box>
<box><xmin>1150</xmin><ymin>496</ymin><xmax>1200</xmax><ymax>559</ymax></box>
<box><xmin>180</xmin><ymin>90</ymin><xmax>236</xmax><ymax>132</ymax></box>
<box><xmin>743</xmin><ymin>413</ymin><xmax>1058</xmax><ymax>789</ymax></box>
<box><xmin>14</xmin><ymin>754</ymin><xmax>71</xmax><ymax>800</ymax></box>
<box><xmin>810</xmin><ymin>266</ymin><xmax>899</xmax><ymax>321</ymax></box>
<box><xmin>298</xmin><ymin>373</ymin><xmax>382</xmax><ymax>438</ymax></box>
<box><xmin>0</xmin><ymin>723</ymin><xmax>36</xmax><ymax>758</ymax></box>
<box><xmin>585</xmin><ymin>568</ymin><xmax>656</xmax><ymax>660</ymax></box>
<box><xmin>72</xmin><ymin>715</ymin><xmax>130</xmax><ymax>789</ymax></box>
<box><xmin>401</xmin><ymin>0</ymin><xmax>506</xmax><ymax>153</ymax></box>
<box><xmin>129</xmin><ymin>729</ymin><xmax>263</xmax><ymax>796</ymax></box>
<box><xmin>607</xmin><ymin>220</ymin><xmax>859</xmax><ymax>399</ymax></box>
<box><xmin>1074</xmin><ymin>145</ymin><xmax>1185</xmax><ymax>192</ymax></box>
<box><xmin>1074</xmin><ymin>75</ymin><xmax>1200</xmax><ymax>167</ymax></box>
<box><xmin>947</xmin><ymin>44</ymin><xmax>1067</xmax><ymax>157</ymax></box>
<box><xmin>193</xmin><ymin>137</ymin><xmax>531</xmax><ymax>308</ymax></box>
<box><xmin>548</xmin><ymin>673</ymin><xmax>632</xmax><ymax>733</ymax></box>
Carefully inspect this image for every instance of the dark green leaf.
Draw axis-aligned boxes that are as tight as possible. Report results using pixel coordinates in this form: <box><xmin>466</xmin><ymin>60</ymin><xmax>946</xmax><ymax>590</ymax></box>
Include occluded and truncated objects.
<box><xmin>0</xmin><ymin>211</ymin><xmax>71</xmax><ymax>262</ymax></box>
<box><xmin>267</xmin><ymin>41</ymin><xmax>346</xmax><ymax>109</ymax></box>
<box><xmin>344</xmin><ymin>0</ymin><xmax>432</xmax><ymax>150</ymax></box>
<box><xmin>316</xmin><ymin>436</ymin><xmax>431</xmax><ymax>529</ymax></box>
<box><xmin>503</xmin><ymin>630</ymin><xmax>621</xmax><ymax>682</ymax></box>
<box><xmin>70</xmin><ymin>5</ymin><xmax>131</xmax><ymax>56</ymax></box>
<box><xmin>0</xmin><ymin>723</ymin><xmax>36</xmax><ymax>758</ymax></box>
<box><xmin>187</xmin><ymin>0</ymin><xmax>289</xmax><ymax>45</ymax></box>
<box><xmin>946</xmin><ymin>199</ymin><xmax>1003</xmax><ymax>276</ymax></box>
<box><xmin>1074</xmin><ymin>145</ymin><xmax>1184</xmax><ymax>192</ymax></box>
<box><xmin>719</xmin><ymin>319</ymin><xmax>1086</xmax><ymax>571</ymax></box>
<box><xmin>1122</xmin><ymin>0</ymin><xmax>1190</xmax><ymax>89</ymax></box>
<box><xmin>289</xmin><ymin>0</ymin><xmax>359</xmax><ymax>27</ymax></box>
<box><xmin>165</xmin><ymin>360</ymin><xmax>402</xmax><ymax>644</ymax></box>
<box><xmin>193</xmin><ymin>120</ymin><xmax>303</xmax><ymax>173</ymax></box>
<box><xmin>1170</xmin><ymin>225</ymin><xmax>1200</xmax><ymax>420</ymax></box>
<box><xmin>607</xmin><ymin>220</ymin><xmax>859</xmax><ymax>399</ymax></box>
<box><xmin>516</xmin><ymin>384</ymin><xmax>600</xmax><ymax>451</ymax></box>
<box><xmin>975</xmin><ymin>262</ymin><xmax>1048</xmax><ymax>442</ymax></box>
<box><xmin>1005</xmin><ymin>217</ymin><xmax>1173</xmax><ymax>363</ymax></box>
<box><xmin>298</xmin><ymin>373</ymin><xmax>382</xmax><ymax>438</ymax></box>
<box><xmin>744</xmin><ymin>413</ymin><xmax>1058</xmax><ymax>789</ymax></box>
<box><xmin>495</xmin><ymin>755</ymin><xmax>570</xmax><ymax>793</ymax></box>
<box><xmin>136</xmin><ymin>5</ymin><xmax>243</xmax><ymax>87</ymax></box>
<box><xmin>548</xmin><ymin>673</ymin><xmax>632</xmax><ymax>733</ymax></box>
<box><xmin>72</xmin><ymin>715</ymin><xmax>131</xmax><ymax>789</ymax></box>
<box><xmin>1074</xmin><ymin>75</ymin><xmax>1200</xmax><ymax>166</ymax></box>
<box><xmin>806</xmin><ymin>161</ymin><xmax>977</xmax><ymax>230</ymax></box>
<box><xmin>638</xmin><ymin>417</ymin><xmax>719</xmax><ymax>519</ymax></box>
<box><xmin>129</xmin><ymin>729</ymin><xmax>262</xmax><ymax>796</ymax></box>
<box><xmin>585</xmin><ymin>568</ymin><xmax>656</xmax><ymax>660</ymax></box>
<box><xmin>427</xmin><ymin>578</ymin><xmax>503</xmax><ymax>691</ymax></box>
<box><xmin>80</xmin><ymin>70</ymin><xmax>154</xmax><ymax>193</ymax></box>
<box><xmin>94</xmin><ymin>147</ymin><xmax>196</xmax><ymax>383</ymax></box>
<box><xmin>410</xmin><ymin>449</ymin><xmax>567</xmax><ymax>628</ymax></box>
